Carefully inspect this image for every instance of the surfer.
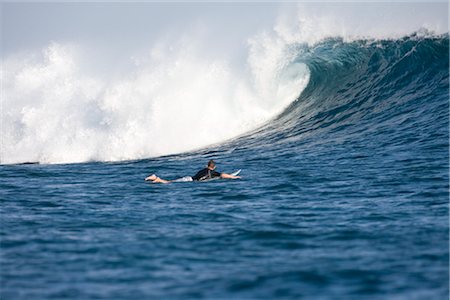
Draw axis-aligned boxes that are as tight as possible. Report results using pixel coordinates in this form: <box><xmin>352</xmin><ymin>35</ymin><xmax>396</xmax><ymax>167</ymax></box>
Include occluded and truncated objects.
<box><xmin>145</xmin><ymin>160</ymin><xmax>241</xmax><ymax>184</ymax></box>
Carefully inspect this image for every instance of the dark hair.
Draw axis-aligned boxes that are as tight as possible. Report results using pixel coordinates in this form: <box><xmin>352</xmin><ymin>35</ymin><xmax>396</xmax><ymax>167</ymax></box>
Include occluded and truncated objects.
<box><xmin>207</xmin><ymin>160</ymin><xmax>216</xmax><ymax>168</ymax></box>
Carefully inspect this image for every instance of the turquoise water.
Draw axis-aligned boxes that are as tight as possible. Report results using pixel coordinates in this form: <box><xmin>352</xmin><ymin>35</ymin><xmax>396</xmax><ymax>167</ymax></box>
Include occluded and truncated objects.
<box><xmin>1</xmin><ymin>35</ymin><xmax>448</xmax><ymax>299</ymax></box>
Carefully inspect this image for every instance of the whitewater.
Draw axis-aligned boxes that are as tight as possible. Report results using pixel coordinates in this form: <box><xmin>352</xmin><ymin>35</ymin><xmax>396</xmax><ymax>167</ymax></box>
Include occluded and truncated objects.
<box><xmin>1</xmin><ymin>2</ymin><xmax>449</xmax><ymax>299</ymax></box>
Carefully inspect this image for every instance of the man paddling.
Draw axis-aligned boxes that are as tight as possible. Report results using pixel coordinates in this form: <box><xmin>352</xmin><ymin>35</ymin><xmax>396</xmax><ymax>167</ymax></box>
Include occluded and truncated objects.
<box><xmin>145</xmin><ymin>160</ymin><xmax>240</xmax><ymax>184</ymax></box>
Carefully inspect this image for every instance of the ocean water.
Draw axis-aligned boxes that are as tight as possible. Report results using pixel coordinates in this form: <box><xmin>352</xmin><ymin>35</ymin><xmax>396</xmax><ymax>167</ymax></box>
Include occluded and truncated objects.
<box><xmin>1</xmin><ymin>23</ymin><xmax>449</xmax><ymax>300</ymax></box>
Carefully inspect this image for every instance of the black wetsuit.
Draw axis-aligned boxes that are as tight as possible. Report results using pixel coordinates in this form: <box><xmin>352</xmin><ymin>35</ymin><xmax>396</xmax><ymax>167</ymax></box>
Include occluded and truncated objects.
<box><xmin>192</xmin><ymin>168</ymin><xmax>221</xmax><ymax>181</ymax></box>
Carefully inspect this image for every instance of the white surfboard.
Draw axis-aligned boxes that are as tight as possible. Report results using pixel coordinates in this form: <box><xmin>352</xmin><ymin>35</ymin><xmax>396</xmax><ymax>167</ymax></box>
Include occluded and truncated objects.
<box><xmin>230</xmin><ymin>169</ymin><xmax>241</xmax><ymax>176</ymax></box>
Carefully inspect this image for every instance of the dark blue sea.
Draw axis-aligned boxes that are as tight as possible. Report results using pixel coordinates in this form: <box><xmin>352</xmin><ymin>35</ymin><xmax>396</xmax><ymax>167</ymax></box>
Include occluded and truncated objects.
<box><xmin>1</xmin><ymin>35</ymin><xmax>449</xmax><ymax>299</ymax></box>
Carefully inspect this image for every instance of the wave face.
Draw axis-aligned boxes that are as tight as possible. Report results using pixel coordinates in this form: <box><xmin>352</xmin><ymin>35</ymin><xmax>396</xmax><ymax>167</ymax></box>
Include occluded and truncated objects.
<box><xmin>231</xmin><ymin>34</ymin><xmax>449</xmax><ymax>153</ymax></box>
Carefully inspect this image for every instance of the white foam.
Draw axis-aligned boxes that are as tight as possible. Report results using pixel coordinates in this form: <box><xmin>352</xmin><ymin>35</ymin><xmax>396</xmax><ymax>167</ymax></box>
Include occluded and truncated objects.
<box><xmin>2</xmin><ymin>37</ymin><xmax>309</xmax><ymax>164</ymax></box>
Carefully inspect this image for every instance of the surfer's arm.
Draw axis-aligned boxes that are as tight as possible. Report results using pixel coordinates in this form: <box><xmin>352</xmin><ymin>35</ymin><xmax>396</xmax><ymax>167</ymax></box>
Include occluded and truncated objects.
<box><xmin>220</xmin><ymin>173</ymin><xmax>240</xmax><ymax>179</ymax></box>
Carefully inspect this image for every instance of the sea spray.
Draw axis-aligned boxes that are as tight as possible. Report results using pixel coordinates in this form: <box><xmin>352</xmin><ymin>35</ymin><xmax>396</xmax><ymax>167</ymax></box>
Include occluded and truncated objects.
<box><xmin>3</xmin><ymin>37</ymin><xmax>309</xmax><ymax>164</ymax></box>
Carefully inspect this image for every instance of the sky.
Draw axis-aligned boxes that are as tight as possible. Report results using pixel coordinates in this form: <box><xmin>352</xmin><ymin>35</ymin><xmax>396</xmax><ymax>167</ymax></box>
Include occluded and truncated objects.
<box><xmin>2</xmin><ymin>3</ymin><xmax>279</xmax><ymax>62</ymax></box>
<box><xmin>2</xmin><ymin>2</ymin><xmax>448</xmax><ymax>57</ymax></box>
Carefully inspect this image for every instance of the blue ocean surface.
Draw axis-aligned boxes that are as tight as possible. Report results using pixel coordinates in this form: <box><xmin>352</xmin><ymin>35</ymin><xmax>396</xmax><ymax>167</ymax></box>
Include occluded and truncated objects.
<box><xmin>1</xmin><ymin>35</ymin><xmax>449</xmax><ymax>299</ymax></box>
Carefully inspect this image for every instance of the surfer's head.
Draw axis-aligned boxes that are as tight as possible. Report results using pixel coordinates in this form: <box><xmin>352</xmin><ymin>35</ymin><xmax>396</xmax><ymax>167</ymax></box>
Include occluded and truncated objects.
<box><xmin>207</xmin><ymin>160</ymin><xmax>216</xmax><ymax>170</ymax></box>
